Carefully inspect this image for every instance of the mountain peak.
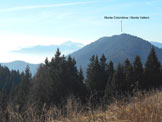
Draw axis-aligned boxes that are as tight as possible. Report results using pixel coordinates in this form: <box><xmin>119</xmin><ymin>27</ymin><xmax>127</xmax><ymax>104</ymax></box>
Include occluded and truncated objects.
<box><xmin>99</xmin><ymin>33</ymin><xmax>140</xmax><ymax>41</ymax></box>
<box><xmin>120</xmin><ymin>33</ymin><xmax>131</xmax><ymax>36</ymax></box>
<box><xmin>70</xmin><ymin>34</ymin><xmax>162</xmax><ymax>75</ymax></box>
<box><xmin>114</xmin><ymin>33</ymin><xmax>138</xmax><ymax>38</ymax></box>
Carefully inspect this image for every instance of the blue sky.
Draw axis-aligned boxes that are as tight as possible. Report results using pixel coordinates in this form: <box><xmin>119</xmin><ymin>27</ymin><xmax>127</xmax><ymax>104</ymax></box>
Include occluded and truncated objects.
<box><xmin>0</xmin><ymin>0</ymin><xmax>162</xmax><ymax>63</ymax></box>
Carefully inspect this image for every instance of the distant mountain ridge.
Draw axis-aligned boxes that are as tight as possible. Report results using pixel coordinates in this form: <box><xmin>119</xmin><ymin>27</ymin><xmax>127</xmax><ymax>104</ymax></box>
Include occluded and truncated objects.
<box><xmin>151</xmin><ymin>42</ymin><xmax>162</xmax><ymax>48</ymax></box>
<box><xmin>11</xmin><ymin>41</ymin><xmax>84</xmax><ymax>56</ymax></box>
<box><xmin>70</xmin><ymin>33</ymin><xmax>162</xmax><ymax>74</ymax></box>
<box><xmin>0</xmin><ymin>61</ymin><xmax>39</xmax><ymax>76</ymax></box>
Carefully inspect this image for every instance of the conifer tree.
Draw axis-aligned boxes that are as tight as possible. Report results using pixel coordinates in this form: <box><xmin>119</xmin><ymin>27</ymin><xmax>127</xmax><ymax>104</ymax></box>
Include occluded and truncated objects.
<box><xmin>110</xmin><ymin>63</ymin><xmax>125</xmax><ymax>97</ymax></box>
<box><xmin>45</xmin><ymin>57</ymin><xmax>49</xmax><ymax>66</ymax></box>
<box><xmin>78</xmin><ymin>66</ymin><xmax>87</xmax><ymax>100</ymax></box>
<box><xmin>86</xmin><ymin>55</ymin><xmax>100</xmax><ymax>92</ymax></box>
<box><xmin>79</xmin><ymin>66</ymin><xmax>84</xmax><ymax>84</ymax></box>
<box><xmin>99</xmin><ymin>54</ymin><xmax>108</xmax><ymax>93</ymax></box>
<box><xmin>144</xmin><ymin>47</ymin><xmax>162</xmax><ymax>89</ymax></box>
<box><xmin>104</xmin><ymin>60</ymin><xmax>114</xmax><ymax>101</ymax></box>
<box><xmin>0</xmin><ymin>87</ymin><xmax>8</xmax><ymax>111</ymax></box>
<box><xmin>30</xmin><ymin>64</ymin><xmax>54</xmax><ymax>107</ymax></box>
<box><xmin>15</xmin><ymin>65</ymin><xmax>32</xmax><ymax>110</ymax></box>
<box><xmin>133</xmin><ymin>56</ymin><xmax>143</xmax><ymax>89</ymax></box>
<box><xmin>124</xmin><ymin>58</ymin><xmax>134</xmax><ymax>93</ymax></box>
<box><xmin>66</xmin><ymin>56</ymin><xmax>85</xmax><ymax>97</ymax></box>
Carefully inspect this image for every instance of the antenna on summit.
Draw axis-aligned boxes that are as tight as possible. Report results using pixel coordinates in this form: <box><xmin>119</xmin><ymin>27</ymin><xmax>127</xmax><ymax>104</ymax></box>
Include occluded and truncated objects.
<box><xmin>121</xmin><ymin>20</ymin><xmax>123</xmax><ymax>32</ymax></box>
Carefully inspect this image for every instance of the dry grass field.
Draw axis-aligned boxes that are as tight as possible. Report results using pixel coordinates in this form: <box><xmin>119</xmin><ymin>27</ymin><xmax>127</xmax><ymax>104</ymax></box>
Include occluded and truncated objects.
<box><xmin>1</xmin><ymin>90</ymin><xmax>162</xmax><ymax>122</ymax></box>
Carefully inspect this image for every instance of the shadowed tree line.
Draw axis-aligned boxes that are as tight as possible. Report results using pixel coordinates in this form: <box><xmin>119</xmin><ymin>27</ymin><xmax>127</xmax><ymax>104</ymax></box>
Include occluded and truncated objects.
<box><xmin>0</xmin><ymin>47</ymin><xmax>162</xmax><ymax>113</ymax></box>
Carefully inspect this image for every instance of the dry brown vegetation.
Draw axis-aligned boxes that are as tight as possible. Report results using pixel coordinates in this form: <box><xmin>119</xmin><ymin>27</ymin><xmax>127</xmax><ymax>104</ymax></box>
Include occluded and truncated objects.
<box><xmin>1</xmin><ymin>90</ymin><xmax>162</xmax><ymax>122</ymax></box>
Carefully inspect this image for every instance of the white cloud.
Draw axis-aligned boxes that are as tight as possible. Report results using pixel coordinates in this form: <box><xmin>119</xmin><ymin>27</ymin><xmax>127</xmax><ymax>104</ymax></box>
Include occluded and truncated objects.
<box><xmin>0</xmin><ymin>1</ymin><xmax>94</xmax><ymax>12</ymax></box>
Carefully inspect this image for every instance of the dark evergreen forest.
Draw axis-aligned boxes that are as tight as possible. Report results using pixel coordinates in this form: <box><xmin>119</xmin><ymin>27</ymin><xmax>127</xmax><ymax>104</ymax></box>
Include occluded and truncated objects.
<box><xmin>0</xmin><ymin>47</ymin><xmax>162</xmax><ymax>113</ymax></box>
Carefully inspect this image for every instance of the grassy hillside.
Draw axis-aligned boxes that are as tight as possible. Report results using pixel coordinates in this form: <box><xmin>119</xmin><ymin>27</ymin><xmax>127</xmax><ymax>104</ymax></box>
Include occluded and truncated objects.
<box><xmin>1</xmin><ymin>90</ymin><xmax>162</xmax><ymax>122</ymax></box>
